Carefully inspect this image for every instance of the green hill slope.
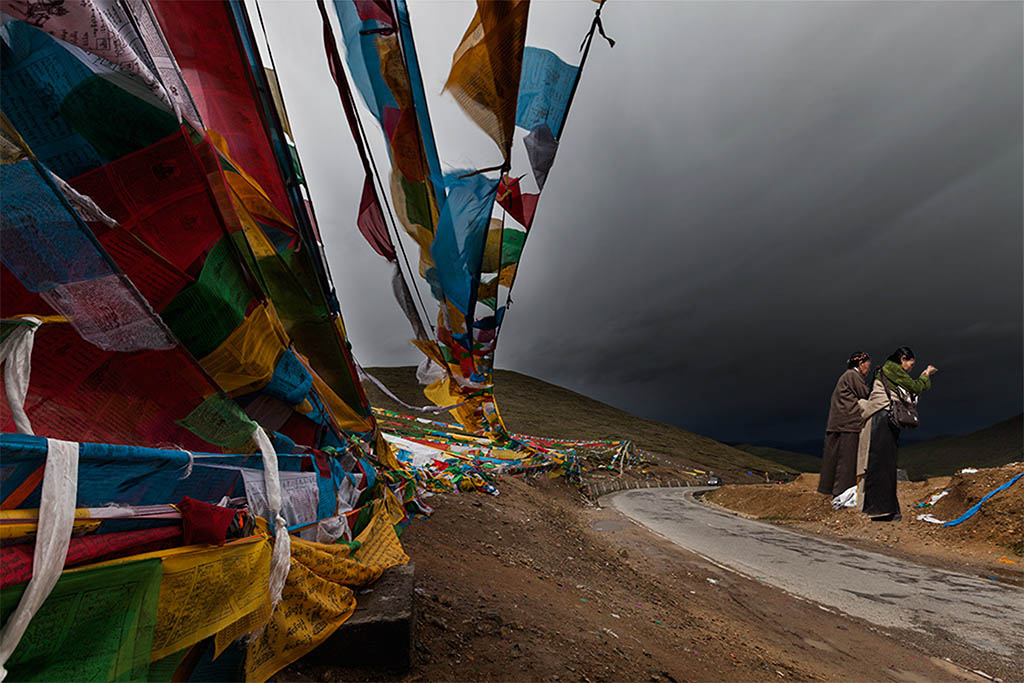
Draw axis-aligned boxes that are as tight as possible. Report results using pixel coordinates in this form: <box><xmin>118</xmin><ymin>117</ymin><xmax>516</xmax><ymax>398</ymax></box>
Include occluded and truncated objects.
<box><xmin>362</xmin><ymin>366</ymin><xmax>796</xmax><ymax>482</ymax></box>
<box><xmin>899</xmin><ymin>414</ymin><xmax>1023</xmax><ymax>480</ymax></box>
<box><xmin>734</xmin><ymin>445</ymin><xmax>822</xmax><ymax>473</ymax></box>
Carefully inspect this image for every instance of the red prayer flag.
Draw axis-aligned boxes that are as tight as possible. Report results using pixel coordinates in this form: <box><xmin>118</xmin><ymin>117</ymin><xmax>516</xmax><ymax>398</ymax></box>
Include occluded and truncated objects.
<box><xmin>178</xmin><ymin>497</ymin><xmax>238</xmax><ymax>546</ymax></box>
<box><xmin>497</xmin><ymin>175</ymin><xmax>539</xmax><ymax>230</ymax></box>
<box><xmin>0</xmin><ymin>526</ymin><xmax>181</xmax><ymax>589</ymax></box>
<box><xmin>357</xmin><ymin>175</ymin><xmax>396</xmax><ymax>261</ymax></box>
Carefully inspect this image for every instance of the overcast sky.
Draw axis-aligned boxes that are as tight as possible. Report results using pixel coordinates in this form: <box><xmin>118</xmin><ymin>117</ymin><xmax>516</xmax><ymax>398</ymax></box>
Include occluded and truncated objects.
<box><xmin>255</xmin><ymin>0</ymin><xmax>1022</xmax><ymax>450</ymax></box>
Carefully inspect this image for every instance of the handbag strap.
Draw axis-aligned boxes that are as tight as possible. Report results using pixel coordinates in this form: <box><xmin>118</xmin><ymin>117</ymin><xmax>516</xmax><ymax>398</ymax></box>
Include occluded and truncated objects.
<box><xmin>878</xmin><ymin>367</ymin><xmax>894</xmax><ymax>401</ymax></box>
<box><xmin>880</xmin><ymin>366</ymin><xmax>917</xmax><ymax>404</ymax></box>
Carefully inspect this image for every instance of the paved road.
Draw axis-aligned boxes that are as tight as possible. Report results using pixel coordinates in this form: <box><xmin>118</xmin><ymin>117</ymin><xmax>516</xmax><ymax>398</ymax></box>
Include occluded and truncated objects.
<box><xmin>609</xmin><ymin>487</ymin><xmax>1024</xmax><ymax>661</ymax></box>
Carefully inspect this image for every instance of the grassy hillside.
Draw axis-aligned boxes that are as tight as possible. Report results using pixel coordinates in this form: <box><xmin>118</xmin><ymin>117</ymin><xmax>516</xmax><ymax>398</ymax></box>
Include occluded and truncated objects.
<box><xmin>734</xmin><ymin>444</ymin><xmax>822</xmax><ymax>473</ymax></box>
<box><xmin>363</xmin><ymin>366</ymin><xmax>796</xmax><ymax>482</ymax></box>
<box><xmin>899</xmin><ymin>413</ymin><xmax>1023</xmax><ymax>480</ymax></box>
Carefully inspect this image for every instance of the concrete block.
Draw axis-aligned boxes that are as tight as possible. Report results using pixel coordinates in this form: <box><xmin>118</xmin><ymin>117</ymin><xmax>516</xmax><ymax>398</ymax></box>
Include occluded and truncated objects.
<box><xmin>305</xmin><ymin>563</ymin><xmax>415</xmax><ymax>671</ymax></box>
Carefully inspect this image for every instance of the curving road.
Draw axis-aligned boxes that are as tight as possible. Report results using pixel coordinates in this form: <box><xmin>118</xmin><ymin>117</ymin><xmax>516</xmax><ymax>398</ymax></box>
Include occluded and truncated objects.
<box><xmin>609</xmin><ymin>487</ymin><xmax>1024</xmax><ymax>662</ymax></box>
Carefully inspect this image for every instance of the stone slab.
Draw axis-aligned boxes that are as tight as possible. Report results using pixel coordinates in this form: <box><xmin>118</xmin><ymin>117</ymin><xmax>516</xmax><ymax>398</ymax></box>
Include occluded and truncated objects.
<box><xmin>304</xmin><ymin>563</ymin><xmax>415</xmax><ymax>670</ymax></box>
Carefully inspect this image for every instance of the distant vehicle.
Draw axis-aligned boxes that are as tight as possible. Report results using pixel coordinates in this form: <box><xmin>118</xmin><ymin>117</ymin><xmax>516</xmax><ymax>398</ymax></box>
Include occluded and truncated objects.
<box><xmin>706</xmin><ymin>476</ymin><xmax>722</xmax><ymax>487</ymax></box>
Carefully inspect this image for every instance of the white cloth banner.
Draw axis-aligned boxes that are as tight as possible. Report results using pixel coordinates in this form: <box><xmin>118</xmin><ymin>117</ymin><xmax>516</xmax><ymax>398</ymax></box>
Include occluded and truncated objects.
<box><xmin>0</xmin><ymin>317</ymin><xmax>41</xmax><ymax>435</ymax></box>
<box><xmin>252</xmin><ymin>427</ymin><xmax>291</xmax><ymax>611</ymax></box>
<box><xmin>0</xmin><ymin>438</ymin><xmax>79</xmax><ymax>681</ymax></box>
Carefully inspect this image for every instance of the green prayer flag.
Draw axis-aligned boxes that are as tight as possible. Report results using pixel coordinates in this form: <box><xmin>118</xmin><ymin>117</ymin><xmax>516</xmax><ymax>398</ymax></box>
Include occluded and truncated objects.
<box><xmin>1</xmin><ymin>558</ymin><xmax>163</xmax><ymax>681</ymax></box>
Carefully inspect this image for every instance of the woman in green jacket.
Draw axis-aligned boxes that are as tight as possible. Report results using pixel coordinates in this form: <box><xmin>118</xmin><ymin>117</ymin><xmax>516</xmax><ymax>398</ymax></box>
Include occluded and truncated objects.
<box><xmin>861</xmin><ymin>346</ymin><xmax>938</xmax><ymax>520</ymax></box>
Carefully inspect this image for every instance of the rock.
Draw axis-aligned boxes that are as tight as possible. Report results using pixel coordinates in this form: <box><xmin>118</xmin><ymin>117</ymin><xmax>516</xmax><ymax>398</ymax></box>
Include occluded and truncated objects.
<box><xmin>304</xmin><ymin>564</ymin><xmax>415</xmax><ymax>671</ymax></box>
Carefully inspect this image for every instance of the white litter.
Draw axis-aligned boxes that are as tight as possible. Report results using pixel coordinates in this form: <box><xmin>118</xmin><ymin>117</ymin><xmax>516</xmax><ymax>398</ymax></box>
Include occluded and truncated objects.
<box><xmin>916</xmin><ymin>514</ymin><xmax>947</xmax><ymax>524</ymax></box>
<box><xmin>920</xmin><ymin>490</ymin><xmax>949</xmax><ymax>506</ymax></box>
<box><xmin>831</xmin><ymin>485</ymin><xmax>857</xmax><ymax>510</ymax></box>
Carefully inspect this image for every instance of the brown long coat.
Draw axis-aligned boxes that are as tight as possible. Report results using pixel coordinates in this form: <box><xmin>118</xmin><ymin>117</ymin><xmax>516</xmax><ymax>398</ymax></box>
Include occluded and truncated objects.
<box><xmin>826</xmin><ymin>368</ymin><xmax>870</xmax><ymax>433</ymax></box>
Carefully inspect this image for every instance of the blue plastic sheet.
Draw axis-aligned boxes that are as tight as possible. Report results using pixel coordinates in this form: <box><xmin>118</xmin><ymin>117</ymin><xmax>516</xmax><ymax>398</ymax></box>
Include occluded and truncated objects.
<box><xmin>428</xmin><ymin>173</ymin><xmax>500</xmax><ymax>315</ymax></box>
<box><xmin>943</xmin><ymin>472</ymin><xmax>1023</xmax><ymax>527</ymax></box>
<box><xmin>516</xmin><ymin>47</ymin><xmax>579</xmax><ymax>139</ymax></box>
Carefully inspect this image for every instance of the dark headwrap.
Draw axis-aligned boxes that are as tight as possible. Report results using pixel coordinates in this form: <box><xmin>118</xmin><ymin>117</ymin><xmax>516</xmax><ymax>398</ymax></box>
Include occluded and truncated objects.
<box><xmin>847</xmin><ymin>351</ymin><xmax>870</xmax><ymax>369</ymax></box>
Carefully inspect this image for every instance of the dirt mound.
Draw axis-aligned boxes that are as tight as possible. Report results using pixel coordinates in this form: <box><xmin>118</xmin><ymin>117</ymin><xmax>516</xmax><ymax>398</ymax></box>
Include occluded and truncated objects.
<box><xmin>707</xmin><ymin>465</ymin><xmax>1023</xmax><ymax>580</ymax></box>
<box><xmin>705</xmin><ymin>473</ymin><xmax>834</xmax><ymax>521</ymax></box>
<box><xmin>919</xmin><ymin>463</ymin><xmax>1024</xmax><ymax>553</ymax></box>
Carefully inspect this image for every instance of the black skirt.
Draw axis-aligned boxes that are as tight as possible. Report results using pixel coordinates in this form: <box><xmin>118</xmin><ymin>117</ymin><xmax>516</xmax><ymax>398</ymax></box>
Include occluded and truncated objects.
<box><xmin>819</xmin><ymin>432</ymin><xmax>859</xmax><ymax>496</ymax></box>
<box><xmin>861</xmin><ymin>410</ymin><xmax>901</xmax><ymax>517</ymax></box>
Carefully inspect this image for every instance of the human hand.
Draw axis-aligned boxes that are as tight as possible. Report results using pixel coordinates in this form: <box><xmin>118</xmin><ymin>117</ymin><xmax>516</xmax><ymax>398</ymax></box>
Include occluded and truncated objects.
<box><xmin>924</xmin><ymin>365</ymin><xmax>938</xmax><ymax>376</ymax></box>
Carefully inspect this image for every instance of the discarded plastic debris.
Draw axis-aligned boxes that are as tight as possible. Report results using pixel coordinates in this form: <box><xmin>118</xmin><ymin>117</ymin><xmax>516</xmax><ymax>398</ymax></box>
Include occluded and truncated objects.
<box><xmin>943</xmin><ymin>472</ymin><xmax>1024</xmax><ymax>527</ymax></box>
<box><xmin>832</xmin><ymin>486</ymin><xmax>857</xmax><ymax>509</ymax></box>
<box><xmin>706</xmin><ymin>578</ymin><xmax>718</xmax><ymax>584</ymax></box>
<box><xmin>916</xmin><ymin>514</ymin><xmax>947</xmax><ymax>524</ymax></box>
<box><xmin>914</xmin><ymin>490</ymin><xmax>949</xmax><ymax>508</ymax></box>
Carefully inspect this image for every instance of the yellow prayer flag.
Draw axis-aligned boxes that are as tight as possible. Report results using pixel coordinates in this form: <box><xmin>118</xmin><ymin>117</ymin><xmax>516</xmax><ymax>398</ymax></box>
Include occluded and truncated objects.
<box><xmin>444</xmin><ymin>0</ymin><xmax>530</xmax><ymax>155</ymax></box>
<box><xmin>199</xmin><ymin>303</ymin><xmax>288</xmax><ymax>397</ymax></box>
<box><xmin>244</xmin><ymin>506</ymin><xmax>407</xmax><ymax>682</ymax></box>
<box><xmin>149</xmin><ymin>537</ymin><xmax>272</xmax><ymax>660</ymax></box>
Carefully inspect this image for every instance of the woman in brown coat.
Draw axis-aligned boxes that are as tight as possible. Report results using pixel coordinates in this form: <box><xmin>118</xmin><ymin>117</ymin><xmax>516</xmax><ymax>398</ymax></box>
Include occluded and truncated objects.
<box><xmin>818</xmin><ymin>351</ymin><xmax>871</xmax><ymax>496</ymax></box>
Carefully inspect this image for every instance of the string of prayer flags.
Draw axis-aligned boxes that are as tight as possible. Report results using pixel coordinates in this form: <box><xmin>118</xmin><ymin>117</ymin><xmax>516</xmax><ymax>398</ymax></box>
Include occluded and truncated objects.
<box><xmin>516</xmin><ymin>47</ymin><xmax>580</xmax><ymax>139</ymax></box>
<box><xmin>444</xmin><ymin>0</ymin><xmax>531</xmax><ymax>157</ymax></box>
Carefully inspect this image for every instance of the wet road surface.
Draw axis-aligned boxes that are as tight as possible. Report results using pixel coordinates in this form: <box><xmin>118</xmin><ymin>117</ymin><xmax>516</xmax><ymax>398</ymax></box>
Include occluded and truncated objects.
<box><xmin>610</xmin><ymin>487</ymin><xmax>1024</xmax><ymax>661</ymax></box>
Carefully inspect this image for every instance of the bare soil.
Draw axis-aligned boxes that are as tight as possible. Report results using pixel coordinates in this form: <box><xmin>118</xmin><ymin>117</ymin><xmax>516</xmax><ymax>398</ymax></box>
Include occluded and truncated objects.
<box><xmin>291</xmin><ymin>474</ymin><xmax>1000</xmax><ymax>682</ymax></box>
<box><xmin>707</xmin><ymin>464</ymin><xmax>1024</xmax><ymax>584</ymax></box>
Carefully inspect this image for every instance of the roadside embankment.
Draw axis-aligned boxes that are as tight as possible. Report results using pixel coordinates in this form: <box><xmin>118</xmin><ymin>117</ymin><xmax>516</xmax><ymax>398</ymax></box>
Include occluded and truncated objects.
<box><xmin>706</xmin><ymin>464</ymin><xmax>1024</xmax><ymax>581</ymax></box>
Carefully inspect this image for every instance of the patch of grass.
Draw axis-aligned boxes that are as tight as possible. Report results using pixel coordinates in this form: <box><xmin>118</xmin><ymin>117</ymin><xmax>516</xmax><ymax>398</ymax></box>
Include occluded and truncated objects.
<box><xmin>734</xmin><ymin>444</ymin><xmax>822</xmax><ymax>473</ymax></box>
<box><xmin>900</xmin><ymin>414</ymin><xmax>1022</xmax><ymax>480</ymax></box>
<box><xmin>362</xmin><ymin>366</ymin><xmax>798</xmax><ymax>482</ymax></box>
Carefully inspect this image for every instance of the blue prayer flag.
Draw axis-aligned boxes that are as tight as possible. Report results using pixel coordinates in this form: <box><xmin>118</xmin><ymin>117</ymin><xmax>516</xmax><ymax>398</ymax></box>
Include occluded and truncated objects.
<box><xmin>429</xmin><ymin>173</ymin><xmax>500</xmax><ymax>315</ymax></box>
<box><xmin>516</xmin><ymin>47</ymin><xmax>579</xmax><ymax>139</ymax></box>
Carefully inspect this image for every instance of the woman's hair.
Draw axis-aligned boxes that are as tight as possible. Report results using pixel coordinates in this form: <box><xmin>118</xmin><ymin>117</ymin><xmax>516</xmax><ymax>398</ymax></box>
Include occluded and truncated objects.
<box><xmin>847</xmin><ymin>351</ymin><xmax>870</xmax><ymax>369</ymax></box>
<box><xmin>887</xmin><ymin>346</ymin><xmax>915</xmax><ymax>363</ymax></box>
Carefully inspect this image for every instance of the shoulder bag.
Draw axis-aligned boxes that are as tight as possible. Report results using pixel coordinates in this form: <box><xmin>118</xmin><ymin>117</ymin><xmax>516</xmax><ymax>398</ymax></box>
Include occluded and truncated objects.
<box><xmin>879</xmin><ymin>369</ymin><xmax>919</xmax><ymax>429</ymax></box>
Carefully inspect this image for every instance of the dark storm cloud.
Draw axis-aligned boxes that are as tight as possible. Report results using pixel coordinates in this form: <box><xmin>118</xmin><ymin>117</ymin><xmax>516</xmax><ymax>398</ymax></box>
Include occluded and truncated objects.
<box><xmin>263</xmin><ymin>1</ymin><xmax>1022</xmax><ymax>448</ymax></box>
<box><xmin>499</xmin><ymin>1</ymin><xmax>1023</xmax><ymax>446</ymax></box>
